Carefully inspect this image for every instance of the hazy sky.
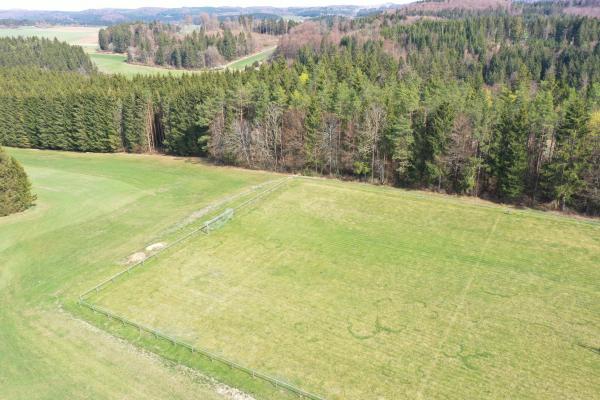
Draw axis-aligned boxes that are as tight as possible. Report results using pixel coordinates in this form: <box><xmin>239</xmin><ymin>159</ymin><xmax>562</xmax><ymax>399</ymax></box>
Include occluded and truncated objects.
<box><xmin>5</xmin><ymin>0</ymin><xmax>412</xmax><ymax>11</ymax></box>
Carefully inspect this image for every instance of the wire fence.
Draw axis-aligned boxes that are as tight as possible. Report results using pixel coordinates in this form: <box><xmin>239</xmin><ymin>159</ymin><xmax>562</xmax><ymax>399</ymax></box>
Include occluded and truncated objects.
<box><xmin>78</xmin><ymin>175</ymin><xmax>327</xmax><ymax>400</ymax></box>
<box><xmin>79</xmin><ymin>299</ymin><xmax>326</xmax><ymax>400</ymax></box>
<box><xmin>79</xmin><ymin>177</ymin><xmax>292</xmax><ymax>301</ymax></box>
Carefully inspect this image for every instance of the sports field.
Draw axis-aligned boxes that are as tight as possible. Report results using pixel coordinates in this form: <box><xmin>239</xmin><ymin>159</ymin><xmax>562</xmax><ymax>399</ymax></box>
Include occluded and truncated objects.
<box><xmin>0</xmin><ymin>148</ymin><xmax>276</xmax><ymax>399</ymax></box>
<box><xmin>88</xmin><ymin>177</ymin><xmax>600</xmax><ymax>399</ymax></box>
<box><xmin>2</xmin><ymin>148</ymin><xmax>599</xmax><ymax>400</ymax></box>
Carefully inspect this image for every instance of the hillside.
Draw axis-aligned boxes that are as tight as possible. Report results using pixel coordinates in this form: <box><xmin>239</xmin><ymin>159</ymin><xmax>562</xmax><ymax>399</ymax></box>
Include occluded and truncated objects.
<box><xmin>1</xmin><ymin>12</ymin><xmax>599</xmax><ymax>215</ymax></box>
<box><xmin>99</xmin><ymin>19</ymin><xmax>283</xmax><ymax>69</ymax></box>
<box><xmin>0</xmin><ymin>5</ymin><xmax>400</xmax><ymax>25</ymax></box>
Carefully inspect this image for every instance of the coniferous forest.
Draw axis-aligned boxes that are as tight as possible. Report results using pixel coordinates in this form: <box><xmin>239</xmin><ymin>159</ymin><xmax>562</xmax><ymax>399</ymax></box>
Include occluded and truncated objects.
<box><xmin>1</xmin><ymin>13</ymin><xmax>599</xmax><ymax>214</ymax></box>
<box><xmin>0</xmin><ymin>36</ymin><xmax>96</xmax><ymax>73</ymax></box>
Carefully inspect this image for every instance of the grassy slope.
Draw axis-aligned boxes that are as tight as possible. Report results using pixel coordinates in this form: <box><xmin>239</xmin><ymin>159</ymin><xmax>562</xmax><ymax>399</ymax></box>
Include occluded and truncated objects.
<box><xmin>0</xmin><ymin>26</ymin><xmax>99</xmax><ymax>48</ymax></box>
<box><xmin>0</xmin><ymin>148</ymin><xmax>276</xmax><ymax>399</ymax></box>
<box><xmin>87</xmin><ymin>52</ymin><xmax>202</xmax><ymax>77</ymax></box>
<box><xmin>91</xmin><ymin>178</ymin><xmax>600</xmax><ymax>400</ymax></box>
<box><xmin>225</xmin><ymin>47</ymin><xmax>276</xmax><ymax>71</ymax></box>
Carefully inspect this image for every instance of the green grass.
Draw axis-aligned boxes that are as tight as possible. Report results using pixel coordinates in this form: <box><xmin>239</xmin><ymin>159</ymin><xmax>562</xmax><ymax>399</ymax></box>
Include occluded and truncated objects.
<box><xmin>225</xmin><ymin>47</ymin><xmax>276</xmax><ymax>70</ymax></box>
<box><xmin>3</xmin><ymin>148</ymin><xmax>599</xmax><ymax>400</ymax></box>
<box><xmin>88</xmin><ymin>177</ymin><xmax>600</xmax><ymax>400</ymax></box>
<box><xmin>0</xmin><ymin>26</ymin><xmax>100</xmax><ymax>48</ymax></box>
<box><xmin>0</xmin><ymin>148</ymin><xmax>278</xmax><ymax>400</ymax></box>
<box><xmin>88</xmin><ymin>52</ymin><xmax>203</xmax><ymax>77</ymax></box>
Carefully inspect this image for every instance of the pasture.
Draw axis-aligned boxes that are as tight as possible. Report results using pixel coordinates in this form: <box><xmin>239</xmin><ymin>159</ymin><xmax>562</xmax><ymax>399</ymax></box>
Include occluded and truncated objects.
<box><xmin>0</xmin><ymin>148</ymin><xmax>276</xmax><ymax>399</ymax></box>
<box><xmin>2</xmin><ymin>148</ymin><xmax>599</xmax><ymax>400</ymax></box>
<box><xmin>88</xmin><ymin>52</ymin><xmax>202</xmax><ymax>77</ymax></box>
<box><xmin>225</xmin><ymin>46</ymin><xmax>276</xmax><ymax>70</ymax></box>
<box><xmin>0</xmin><ymin>26</ymin><xmax>99</xmax><ymax>49</ymax></box>
<box><xmin>87</xmin><ymin>177</ymin><xmax>600</xmax><ymax>399</ymax></box>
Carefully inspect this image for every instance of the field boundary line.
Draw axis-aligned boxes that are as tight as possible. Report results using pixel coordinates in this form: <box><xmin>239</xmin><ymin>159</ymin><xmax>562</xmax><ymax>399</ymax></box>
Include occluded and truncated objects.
<box><xmin>77</xmin><ymin>175</ymin><xmax>328</xmax><ymax>400</ymax></box>
<box><xmin>295</xmin><ymin>175</ymin><xmax>600</xmax><ymax>228</ymax></box>
<box><xmin>79</xmin><ymin>299</ymin><xmax>326</xmax><ymax>400</ymax></box>
<box><xmin>79</xmin><ymin>177</ymin><xmax>291</xmax><ymax>300</ymax></box>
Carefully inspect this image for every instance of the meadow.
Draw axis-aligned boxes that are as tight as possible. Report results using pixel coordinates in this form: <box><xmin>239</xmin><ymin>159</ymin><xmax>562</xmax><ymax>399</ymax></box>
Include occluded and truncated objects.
<box><xmin>88</xmin><ymin>177</ymin><xmax>600</xmax><ymax>399</ymax></box>
<box><xmin>0</xmin><ymin>148</ymin><xmax>277</xmax><ymax>399</ymax></box>
<box><xmin>87</xmin><ymin>52</ymin><xmax>202</xmax><ymax>77</ymax></box>
<box><xmin>0</xmin><ymin>26</ymin><xmax>99</xmax><ymax>48</ymax></box>
<box><xmin>224</xmin><ymin>46</ymin><xmax>276</xmax><ymax>70</ymax></box>
<box><xmin>2</xmin><ymin>148</ymin><xmax>599</xmax><ymax>400</ymax></box>
<box><xmin>0</xmin><ymin>26</ymin><xmax>231</xmax><ymax>76</ymax></box>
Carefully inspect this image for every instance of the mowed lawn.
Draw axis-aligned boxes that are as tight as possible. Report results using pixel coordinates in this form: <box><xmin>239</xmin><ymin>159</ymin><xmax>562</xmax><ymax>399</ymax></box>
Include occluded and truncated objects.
<box><xmin>0</xmin><ymin>148</ymin><xmax>275</xmax><ymax>400</ymax></box>
<box><xmin>92</xmin><ymin>178</ymin><xmax>600</xmax><ymax>400</ymax></box>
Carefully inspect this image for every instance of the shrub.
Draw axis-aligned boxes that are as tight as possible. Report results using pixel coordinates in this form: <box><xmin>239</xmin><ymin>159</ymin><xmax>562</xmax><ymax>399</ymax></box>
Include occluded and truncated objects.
<box><xmin>0</xmin><ymin>147</ymin><xmax>36</xmax><ymax>216</ymax></box>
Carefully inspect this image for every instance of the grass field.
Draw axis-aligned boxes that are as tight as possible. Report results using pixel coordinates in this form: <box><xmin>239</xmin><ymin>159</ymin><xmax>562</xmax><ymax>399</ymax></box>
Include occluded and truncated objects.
<box><xmin>88</xmin><ymin>177</ymin><xmax>600</xmax><ymax>399</ymax></box>
<box><xmin>0</xmin><ymin>148</ymin><xmax>277</xmax><ymax>400</ymax></box>
<box><xmin>87</xmin><ymin>52</ymin><xmax>203</xmax><ymax>77</ymax></box>
<box><xmin>0</xmin><ymin>26</ymin><xmax>99</xmax><ymax>48</ymax></box>
<box><xmin>225</xmin><ymin>47</ymin><xmax>276</xmax><ymax>70</ymax></box>
<box><xmin>2</xmin><ymin>149</ymin><xmax>599</xmax><ymax>400</ymax></box>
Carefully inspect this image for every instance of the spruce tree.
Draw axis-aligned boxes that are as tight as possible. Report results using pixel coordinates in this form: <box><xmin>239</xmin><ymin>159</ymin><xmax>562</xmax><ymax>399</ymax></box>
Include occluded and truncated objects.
<box><xmin>490</xmin><ymin>90</ymin><xmax>529</xmax><ymax>200</ymax></box>
<box><xmin>0</xmin><ymin>147</ymin><xmax>36</xmax><ymax>217</ymax></box>
<box><xmin>542</xmin><ymin>96</ymin><xmax>590</xmax><ymax>210</ymax></box>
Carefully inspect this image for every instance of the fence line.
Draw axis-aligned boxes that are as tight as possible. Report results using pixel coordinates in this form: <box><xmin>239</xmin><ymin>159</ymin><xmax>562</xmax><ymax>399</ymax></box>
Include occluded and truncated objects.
<box><xmin>79</xmin><ymin>177</ymin><xmax>292</xmax><ymax>301</ymax></box>
<box><xmin>79</xmin><ymin>300</ymin><xmax>326</xmax><ymax>400</ymax></box>
<box><xmin>77</xmin><ymin>175</ymin><xmax>327</xmax><ymax>400</ymax></box>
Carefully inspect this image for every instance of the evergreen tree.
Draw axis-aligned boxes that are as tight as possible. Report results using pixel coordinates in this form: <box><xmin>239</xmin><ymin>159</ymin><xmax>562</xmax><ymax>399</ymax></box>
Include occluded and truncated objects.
<box><xmin>490</xmin><ymin>90</ymin><xmax>529</xmax><ymax>200</ymax></box>
<box><xmin>542</xmin><ymin>95</ymin><xmax>591</xmax><ymax>209</ymax></box>
<box><xmin>0</xmin><ymin>146</ymin><xmax>36</xmax><ymax>217</ymax></box>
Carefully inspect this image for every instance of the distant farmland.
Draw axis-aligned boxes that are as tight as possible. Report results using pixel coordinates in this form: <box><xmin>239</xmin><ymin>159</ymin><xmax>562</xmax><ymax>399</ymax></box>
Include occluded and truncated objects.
<box><xmin>0</xmin><ymin>25</ymin><xmax>99</xmax><ymax>48</ymax></box>
<box><xmin>0</xmin><ymin>26</ymin><xmax>271</xmax><ymax>76</ymax></box>
<box><xmin>85</xmin><ymin>174</ymin><xmax>600</xmax><ymax>399</ymax></box>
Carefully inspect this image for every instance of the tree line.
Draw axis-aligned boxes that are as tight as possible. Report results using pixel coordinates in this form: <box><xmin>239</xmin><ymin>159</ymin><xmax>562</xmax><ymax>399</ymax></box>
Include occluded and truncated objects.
<box><xmin>1</xmin><ymin>13</ymin><xmax>599</xmax><ymax>215</ymax></box>
<box><xmin>0</xmin><ymin>36</ymin><xmax>96</xmax><ymax>73</ymax></box>
<box><xmin>99</xmin><ymin>21</ymin><xmax>256</xmax><ymax>69</ymax></box>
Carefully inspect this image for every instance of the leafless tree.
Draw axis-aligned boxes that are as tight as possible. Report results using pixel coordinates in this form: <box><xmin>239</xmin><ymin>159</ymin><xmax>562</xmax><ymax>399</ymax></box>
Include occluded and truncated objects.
<box><xmin>362</xmin><ymin>104</ymin><xmax>386</xmax><ymax>182</ymax></box>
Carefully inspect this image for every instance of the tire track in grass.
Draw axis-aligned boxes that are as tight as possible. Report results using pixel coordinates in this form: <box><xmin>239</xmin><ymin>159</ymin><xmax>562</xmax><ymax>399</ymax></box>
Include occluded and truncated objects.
<box><xmin>416</xmin><ymin>214</ymin><xmax>501</xmax><ymax>399</ymax></box>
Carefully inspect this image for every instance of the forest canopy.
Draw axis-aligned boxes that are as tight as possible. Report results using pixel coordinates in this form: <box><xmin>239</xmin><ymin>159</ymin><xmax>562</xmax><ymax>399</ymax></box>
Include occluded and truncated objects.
<box><xmin>98</xmin><ymin>18</ymin><xmax>291</xmax><ymax>69</ymax></box>
<box><xmin>1</xmin><ymin>12</ymin><xmax>599</xmax><ymax>215</ymax></box>
<box><xmin>0</xmin><ymin>36</ymin><xmax>96</xmax><ymax>73</ymax></box>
